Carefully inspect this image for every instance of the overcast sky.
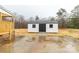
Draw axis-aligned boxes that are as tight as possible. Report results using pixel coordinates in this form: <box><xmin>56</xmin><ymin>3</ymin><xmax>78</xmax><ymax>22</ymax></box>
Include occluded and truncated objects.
<box><xmin>0</xmin><ymin>0</ymin><xmax>79</xmax><ymax>18</ymax></box>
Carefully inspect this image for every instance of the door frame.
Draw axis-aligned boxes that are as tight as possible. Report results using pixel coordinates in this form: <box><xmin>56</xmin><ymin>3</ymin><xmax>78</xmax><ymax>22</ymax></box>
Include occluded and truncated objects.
<box><xmin>39</xmin><ymin>24</ymin><xmax>46</xmax><ymax>32</ymax></box>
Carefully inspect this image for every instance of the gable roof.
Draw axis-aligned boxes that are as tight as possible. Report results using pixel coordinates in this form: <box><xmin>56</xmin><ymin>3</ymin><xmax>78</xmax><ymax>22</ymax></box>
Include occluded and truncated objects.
<box><xmin>0</xmin><ymin>9</ymin><xmax>12</xmax><ymax>16</ymax></box>
<box><xmin>0</xmin><ymin>5</ymin><xmax>14</xmax><ymax>16</ymax></box>
<box><xmin>27</xmin><ymin>20</ymin><xmax>58</xmax><ymax>24</ymax></box>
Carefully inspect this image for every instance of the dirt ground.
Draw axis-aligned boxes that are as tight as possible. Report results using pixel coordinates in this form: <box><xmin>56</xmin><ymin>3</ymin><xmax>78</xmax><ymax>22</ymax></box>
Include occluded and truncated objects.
<box><xmin>0</xmin><ymin>35</ymin><xmax>79</xmax><ymax>53</ymax></box>
<box><xmin>0</xmin><ymin>29</ymin><xmax>79</xmax><ymax>53</ymax></box>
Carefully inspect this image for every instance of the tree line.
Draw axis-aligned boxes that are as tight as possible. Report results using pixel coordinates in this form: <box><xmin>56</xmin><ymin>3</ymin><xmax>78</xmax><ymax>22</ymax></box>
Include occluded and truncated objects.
<box><xmin>56</xmin><ymin>5</ymin><xmax>79</xmax><ymax>28</ymax></box>
<box><xmin>14</xmin><ymin>5</ymin><xmax>79</xmax><ymax>29</ymax></box>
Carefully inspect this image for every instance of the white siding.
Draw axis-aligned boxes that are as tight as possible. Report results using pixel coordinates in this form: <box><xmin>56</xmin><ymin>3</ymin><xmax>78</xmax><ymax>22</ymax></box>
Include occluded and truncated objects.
<box><xmin>46</xmin><ymin>24</ymin><xmax>58</xmax><ymax>32</ymax></box>
<box><xmin>28</xmin><ymin>24</ymin><xmax>39</xmax><ymax>32</ymax></box>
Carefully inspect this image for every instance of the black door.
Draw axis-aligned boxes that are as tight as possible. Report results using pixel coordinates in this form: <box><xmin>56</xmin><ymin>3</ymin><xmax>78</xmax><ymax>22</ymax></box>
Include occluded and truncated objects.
<box><xmin>39</xmin><ymin>24</ymin><xmax>46</xmax><ymax>32</ymax></box>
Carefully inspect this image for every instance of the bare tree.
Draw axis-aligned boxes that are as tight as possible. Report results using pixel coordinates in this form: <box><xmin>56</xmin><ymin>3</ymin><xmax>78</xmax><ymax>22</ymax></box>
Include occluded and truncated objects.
<box><xmin>50</xmin><ymin>17</ymin><xmax>55</xmax><ymax>21</ymax></box>
<box><xmin>35</xmin><ymin>16</ymin><xmax>39</xmax><ymax>21</ymax></box>
<box><xmin>56</xmin><ymin>8</ymin><xmax>67</xmax><ymax>28</ymax></box>
<box><xmin>15</xmin><ymin>15</ymin><xmax>27</xmax><ymax>28</ymax></box>
<box><xmin>71</xmin><ymin>5</ymin><xmax>79</xmax><ymax>18</ymax></box>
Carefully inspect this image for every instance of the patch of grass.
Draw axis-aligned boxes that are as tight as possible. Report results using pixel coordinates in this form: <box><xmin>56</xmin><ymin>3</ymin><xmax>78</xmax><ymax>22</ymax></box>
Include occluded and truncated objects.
<box><xmin>15</xmin><ymin>29</ymin><xmax>79</xmax><ymax>39</ymax></box>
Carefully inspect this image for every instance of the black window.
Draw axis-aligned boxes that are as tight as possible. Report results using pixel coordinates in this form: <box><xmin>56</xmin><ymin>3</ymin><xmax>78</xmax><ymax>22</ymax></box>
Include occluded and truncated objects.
<box><xmin>49</xmin><ymin>24</ymin><xmax>53</xmax><ymax>28</ymax></box>
<box><xmin>32</xmin><ymin>24</ymin><xmax>36</xmax><ymax>28</ymax></box>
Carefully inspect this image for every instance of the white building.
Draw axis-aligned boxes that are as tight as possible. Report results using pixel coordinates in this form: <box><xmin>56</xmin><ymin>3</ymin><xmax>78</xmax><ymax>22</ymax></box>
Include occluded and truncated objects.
<box><xmin>27</xmin><ymin>20</ymin><xmax>58</xmax><ymax>32</ymax></box>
